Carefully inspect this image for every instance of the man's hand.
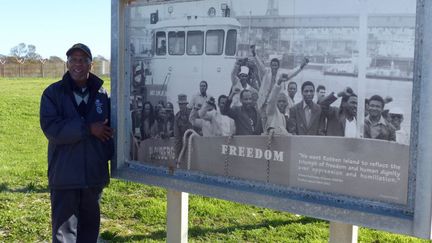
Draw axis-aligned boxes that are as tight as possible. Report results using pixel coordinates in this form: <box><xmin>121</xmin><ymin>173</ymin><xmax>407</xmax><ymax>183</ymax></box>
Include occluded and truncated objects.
<box><xmin>337</xmin><ymin>87</ymin><xmax>354</xmax><ymax>97</ymax></box>
<box><xmin>300</xmin><ymin>57</ymin><xmax>309</xmax><ymax>69</ymax></box>
<box><xmin>89</xmin><ymin>119</ymin><xmax>114</xmax><ymax>142</ymax></box>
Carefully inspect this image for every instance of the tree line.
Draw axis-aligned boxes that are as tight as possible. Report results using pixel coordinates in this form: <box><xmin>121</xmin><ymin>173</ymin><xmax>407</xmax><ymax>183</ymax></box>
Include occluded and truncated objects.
<box><xmin>0</xmin><ymin>43</ymin><xmax>108</xmax><ymax>64</ymax></box>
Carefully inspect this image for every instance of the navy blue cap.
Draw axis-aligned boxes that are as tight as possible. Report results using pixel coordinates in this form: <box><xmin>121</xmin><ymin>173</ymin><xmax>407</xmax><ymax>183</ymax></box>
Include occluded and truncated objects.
<box><xmin>66</xmin><ymin>43</ymin><xmax>92</xmax><ymax>60</ymax></box>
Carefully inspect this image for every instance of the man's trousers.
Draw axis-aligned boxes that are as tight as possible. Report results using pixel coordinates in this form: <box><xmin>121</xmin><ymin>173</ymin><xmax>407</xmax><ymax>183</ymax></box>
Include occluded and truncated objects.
<box><xmin>50</xmin><ymin>187</ymin><xmax>103</xmax><ymax>243</ymax></box>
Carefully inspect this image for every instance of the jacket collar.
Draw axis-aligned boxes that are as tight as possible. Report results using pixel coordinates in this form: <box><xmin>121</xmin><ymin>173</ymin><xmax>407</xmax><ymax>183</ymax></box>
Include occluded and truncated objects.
<box><xmin>62</xmin><ymin>71</ymin><xmax>104</xmax><ymax>94</ymax></box>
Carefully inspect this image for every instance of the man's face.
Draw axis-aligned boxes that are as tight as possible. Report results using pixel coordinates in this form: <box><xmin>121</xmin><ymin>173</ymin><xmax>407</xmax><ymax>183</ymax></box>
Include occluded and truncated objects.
<box><xmin>368</xmin><ymin>100</ymin><xmax>384</xmax><ymax>118</ymax></box>
<box><xmin>240</xmin><ymin>91</ymin><xmax>253</xmax><ymax>109</ymax></box>
<box><xmin>144</xmin><ymin>103</ymin><xmax>152</xmax><ymax>115</ymax></box>
<box><xmin>277</xmin><ymin>99</ymin><xmax>288</xmax><ymax>113</ymax></box>
<box><xmin>251</xmin><ymin>92</ymin><xmax>258</xmax><ymax>104</ymax></box>
<box><xmin>346</xmin><ymin>96</ymin><xmax>358</xmax><ymax>117</ymax></box>
<box><xmin>218</xmin><ymin>97</ymin><xmax>228</xmax><ymax>110</ymax></box>
<box><xmin>66</xmin><ymin>50</ymin><xmax>92</xmax><ymax>86</ymax></box>
<box><xmin>270</xmin><ymin>61</ymin><xmax>279</xmax><ymax>73</ymax></box>
<box><xmin>158</xmin><ymin>109</ymin><xmax>167</xmax><ymax>119</ymax></box>
<box><xmin>179</xmin><ymin>103</ymin><xmax>188</xmax><ymax>112</ymax></box>
<box><xmin>288</xmin><ymin>83</ymin><xmax>297</xmax><ymax>99</ymax></box>
<box><xmin>200</xmin><ymin>82</ymin><xmax>207</xmax><ymax>94</ymax></box>
<box><xmin>302</xmin><ymin>85</ymin><xmax>315</xmax><ymax>104</ymax></box>
<box><xmin>390</xmin><ymin>114</ymin><xmax>403</xmax><ymax>130</ymax></box>
<box><xmin>238</xmin><ymin>74</ymin><xmax>249</xmax><ymax>86</ymax></box>
<box><xmin>166</xmin><ymin>103</ymin><xmax>174</xmax><ymax>115</ymax></box>
<box><xmin>317</xmin><ymin>89</ymin><xmax>326</xmax><ymax>102</ymax></box>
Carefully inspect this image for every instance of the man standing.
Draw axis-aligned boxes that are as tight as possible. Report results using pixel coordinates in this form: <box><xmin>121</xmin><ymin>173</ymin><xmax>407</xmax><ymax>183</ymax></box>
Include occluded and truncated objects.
<box><xmin>224</xmin><ymin>89</ymin><xmax>263</xmax><ymax>135</ymax></box>
<box><xmin>230</xmin><ymin>62</ymin><xmax>258</xmax><ymax>107</ymax></box>
<box><xmin>387</xmin><ymin>106</ymin><xmax>409</xmax><ymax>144</ymax></box>
<box><xmin>174</xmin><ymin>94</ymin><xmax>193</xmax><ymax>156</ymax></box>
<box><xmin>316</xmin><ymin>85</ymin><xmax>326</xmax><ymax>104</ymax></box>
<box><xmin>288</xmin><ymin>81</ymin><xmax>324</xmax><ymax>135</ymax></box>
<box><xmin>190</xmin><ymin>80</ymin><xmax>210</xmax><ymax>109</ymax></box>
<box><xmin>198</xmin><ymin>95</ymin><xmax>236</xmax><ymax>136</ymax></box>
<box><xmin>324</xmin><ymin>89</ymin><xmax>358</xmax><ymax>137</ymax></box>
<box><xmin>254</xmin><ymin>48</ymin><xmax>281</xmax><ymax>112</ymax></box>
<box><xmin>364</xmin><ymin>95</ymin><xmax>396</xmax><ymax>141</ymax></box>
<box><xmin>287</xmin><ymin>81</ymin><xmax>297</xmax><ymax>111</ymax></box>
<box><xmin>151</xmin><ymin>107</ymin><xmax>173</xmax><ymax>139</ymax></box>
<box><xmin>265</xmin><ymin>74</ymin><xmax>291</xmax><ymax>135</ymax></box>
<box><xmin>40</xmin><ymin>43</ymin><xmax>114</xmax><ymax>242</ymax></box>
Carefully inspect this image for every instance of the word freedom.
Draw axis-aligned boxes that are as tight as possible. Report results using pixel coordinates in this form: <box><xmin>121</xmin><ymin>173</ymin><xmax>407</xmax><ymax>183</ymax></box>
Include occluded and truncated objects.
<box><xmin>221</xmin><ymin>145</ymin><xmax>284</xmax><ymax>162</ymax></box>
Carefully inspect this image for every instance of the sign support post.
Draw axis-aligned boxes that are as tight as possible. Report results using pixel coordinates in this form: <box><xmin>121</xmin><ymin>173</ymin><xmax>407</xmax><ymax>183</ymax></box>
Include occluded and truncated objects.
<box><xmin>166</xmin><ymin>190</ymin><xmax>189</xmax><ymax>243</ymax></box>
<box><xmin>329</xmin><ymin>222</ymin><xmax>358</xmax><ymax>243</ymax></box>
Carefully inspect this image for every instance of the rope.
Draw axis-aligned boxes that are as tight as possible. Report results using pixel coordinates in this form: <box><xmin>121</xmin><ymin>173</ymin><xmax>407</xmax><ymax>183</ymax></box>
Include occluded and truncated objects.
<box><xmin>266</xmin><ymin>129</ymin><xmax>275</xmax><ymax>183</ymax></box>
<box><xmin>176</xmin><ymin>129</ymin><xmax>198</xmax><ymax>169</ymax></box>
<box><xmin>187</xmin><ymin>130</ymin><xmax>200</xmax><ymax>170</ymax></box>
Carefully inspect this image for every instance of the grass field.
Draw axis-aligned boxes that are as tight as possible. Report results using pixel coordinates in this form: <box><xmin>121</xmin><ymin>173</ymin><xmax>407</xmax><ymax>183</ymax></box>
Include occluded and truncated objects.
<box><xmin>0</xmin><ymin>77</ymin><xmax>429</xmax><ymax>242</ymax></box>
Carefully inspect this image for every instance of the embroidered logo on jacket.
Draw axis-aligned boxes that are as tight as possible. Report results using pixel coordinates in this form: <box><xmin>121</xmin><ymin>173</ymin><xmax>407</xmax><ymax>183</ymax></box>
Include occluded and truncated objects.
<box><xmin>95</xmin><ymin>99</ymin><xmax>103</xmax><ymax>114</ymax></box>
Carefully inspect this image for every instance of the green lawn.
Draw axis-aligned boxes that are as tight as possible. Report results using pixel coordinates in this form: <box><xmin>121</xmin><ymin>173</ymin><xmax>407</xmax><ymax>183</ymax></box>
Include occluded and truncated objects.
<box><xmin>0</xmin><ymin>77</ymin><xmax>428</xmax><ymax>242</ymax></box>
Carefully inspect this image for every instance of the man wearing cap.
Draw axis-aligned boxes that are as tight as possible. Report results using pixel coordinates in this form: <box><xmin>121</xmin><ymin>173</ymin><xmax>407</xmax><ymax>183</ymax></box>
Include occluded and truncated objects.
<box><xmin>387</xmin><ymin>106</ymin><xmax>409</xmax><ymax>144</ymax></box>
<box><xmin>40</xmin><ymin>43</ymin><xmax>114</xmax><ymax>242</ymax></box>
<box><xmin>230</xmin><ymin>61</ymin><xmax>259</xmax><ymax>107</ymax></box>
<box><xmin>174</xmin><ymin>94</ymin><xmax>193</xmax><ymax>155</ymax></box>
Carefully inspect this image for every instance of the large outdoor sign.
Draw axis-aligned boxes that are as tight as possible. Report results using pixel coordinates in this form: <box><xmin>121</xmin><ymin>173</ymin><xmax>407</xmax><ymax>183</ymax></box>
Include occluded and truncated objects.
<box><xmin>111</xmin><ymin>0</ymin><xmax>432</xmax><ymax>239</ymax></box>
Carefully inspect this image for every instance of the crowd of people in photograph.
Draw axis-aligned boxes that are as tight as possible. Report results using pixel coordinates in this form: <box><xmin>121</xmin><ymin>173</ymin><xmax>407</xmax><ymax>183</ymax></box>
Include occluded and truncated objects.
<box><xmin>135</xmin><ymin>46</ymin><xmax>409</xmax><ymax>155</ymax></box>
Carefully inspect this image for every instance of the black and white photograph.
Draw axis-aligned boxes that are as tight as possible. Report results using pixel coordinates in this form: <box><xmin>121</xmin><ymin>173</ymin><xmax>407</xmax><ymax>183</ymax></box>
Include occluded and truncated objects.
<box><xmin>126</xmin><ymin>0</ymin><xmax>415</xmax><ymax>204</ymax></box>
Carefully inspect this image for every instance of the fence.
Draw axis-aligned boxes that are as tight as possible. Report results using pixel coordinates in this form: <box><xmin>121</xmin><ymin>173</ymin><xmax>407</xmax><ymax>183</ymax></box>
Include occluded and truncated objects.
<box><xmin>0</xmin><ymin>60</ymin><xmax>110</xmax><ymax>78</ymax></box>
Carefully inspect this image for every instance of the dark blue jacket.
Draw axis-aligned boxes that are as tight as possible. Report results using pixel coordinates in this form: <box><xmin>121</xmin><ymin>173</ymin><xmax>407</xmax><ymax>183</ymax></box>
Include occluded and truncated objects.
<box><xmin>40</xmin><ymin>72</ymin><xmax>113</xmax><ymax>189</ymax></box>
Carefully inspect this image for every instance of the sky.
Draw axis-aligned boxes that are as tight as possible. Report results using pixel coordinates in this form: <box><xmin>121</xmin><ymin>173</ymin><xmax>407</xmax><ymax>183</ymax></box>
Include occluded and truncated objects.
<box><xmin>0</xmin><ymin>0</ymin><xmax>415</xmax><ymax>60</ymax></box>
<box><xmin>0</xmin><ymin>0</ymin><xmax>111</xmax><ymax>60</ymax></box>
<box><xmin>232</xmin><ymin>0</ymin><xmax>416</xmax><ymax>16</ymax></box>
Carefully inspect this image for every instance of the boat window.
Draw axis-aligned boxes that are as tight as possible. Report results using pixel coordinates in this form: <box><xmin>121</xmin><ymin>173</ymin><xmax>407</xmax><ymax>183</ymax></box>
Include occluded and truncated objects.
<box><xmin>206</xmin><ymin>30</ymin><xmax>224</xmax><ymax>55</ymax></box>
<box><xmin>225</xmin><ymin>29</ymin><xmax>237</xmax><ymax>56</ymax></box>
<box><xmin>155</xmin><ymin>32</ymin><xmax>166</xmax><ymax>56</ymax></box>
<box><xmin>168</xmin><ymin>31</ymin><xmax>185</xmax><ymax>55</ymax></box>
<box><xmin>187</xmin><ymin>31</ymin><xmax>204</xmax><ymax>55</ymax></box>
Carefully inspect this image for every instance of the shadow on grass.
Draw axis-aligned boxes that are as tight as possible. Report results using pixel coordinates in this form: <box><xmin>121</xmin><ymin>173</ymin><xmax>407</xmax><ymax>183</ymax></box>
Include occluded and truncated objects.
<box><xmin>100</xmin><ymin>217</ymin><xmax>323</xmax><ymax>241</ymax></box>
<box><xmin>0</xmin><ymin>182</ymin><xmax>49</xmax><ymax>193</ymax></box>
<box><xmin>101</xmin><ymin>230</ymin><xmax>165</xmax><ymax>242</ymax></box>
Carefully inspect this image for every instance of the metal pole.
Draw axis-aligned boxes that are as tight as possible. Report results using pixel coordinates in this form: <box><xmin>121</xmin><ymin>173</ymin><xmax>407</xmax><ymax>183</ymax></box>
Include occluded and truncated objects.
<box><xmin>248</xmin><ymin>11</ymin><xmax>252</xmax><ymax>47</ymax></box>
<box><xmin>356</xmin><ymin>0</ymin><xmax>368</xmax><ymax>138</ymax></box>
<box><xmin>329</xmin><ymin>222</ymin><xmax>358</xmax><ymax>243</ymax></box>
<box><xmin>413</xmin><ymin>0</ymin><xmax>432</xmax><ymax>238</ymax></box>
<box><xmin>166</xmin><ymin>190</ymin><xmax>189</xmax><ymax>243</ymax></box>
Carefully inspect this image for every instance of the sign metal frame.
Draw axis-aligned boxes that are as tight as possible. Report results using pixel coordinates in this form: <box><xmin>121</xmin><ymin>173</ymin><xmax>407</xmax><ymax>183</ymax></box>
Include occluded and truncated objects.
<box><xmin>110</xmin><ymin>0</ymin><xmax>432</xmax><ymax>239</ymax></box>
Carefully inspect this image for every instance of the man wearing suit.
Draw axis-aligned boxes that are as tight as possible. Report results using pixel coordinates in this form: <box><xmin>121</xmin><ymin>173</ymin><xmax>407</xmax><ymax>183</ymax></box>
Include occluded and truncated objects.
<box><xmin>325</xmin><ymin>90</ymin><xmax>358</xmax><ymax>137</ymax></box>
<box><xmin>224</xmin><ymin>89</ymin><xmax>263</xmax><ymax>135</ymax></box>
<box><xmin>288</xmin><ymin>81</ymin><xmax>324</xmax><ymax>135</ymax></box>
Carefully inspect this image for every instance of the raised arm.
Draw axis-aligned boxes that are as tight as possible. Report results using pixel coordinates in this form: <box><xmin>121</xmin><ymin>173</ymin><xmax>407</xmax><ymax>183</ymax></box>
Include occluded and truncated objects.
<box><xmin>251</xmin><ymin>45</ymin><xmax>266</xmax><ymax>78</ymax></box>
<box><xmin>189</xmin><ymin>105</ymin><xmax>204</xmax><ymax>129</ymax></box>
<box><xmin>231</xmin><ymin>60</ymin><xmax>241</xmax><ymax>86</ymax></box>
<box><xmin>266</xmin><ymin>80</ymin><xmax>283</xmax><ymax>116</ymax></box>
<box><xmin>287</xmin><ymin>57</ymin><xmax>309</xmax><ymax>81</ymax></box>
